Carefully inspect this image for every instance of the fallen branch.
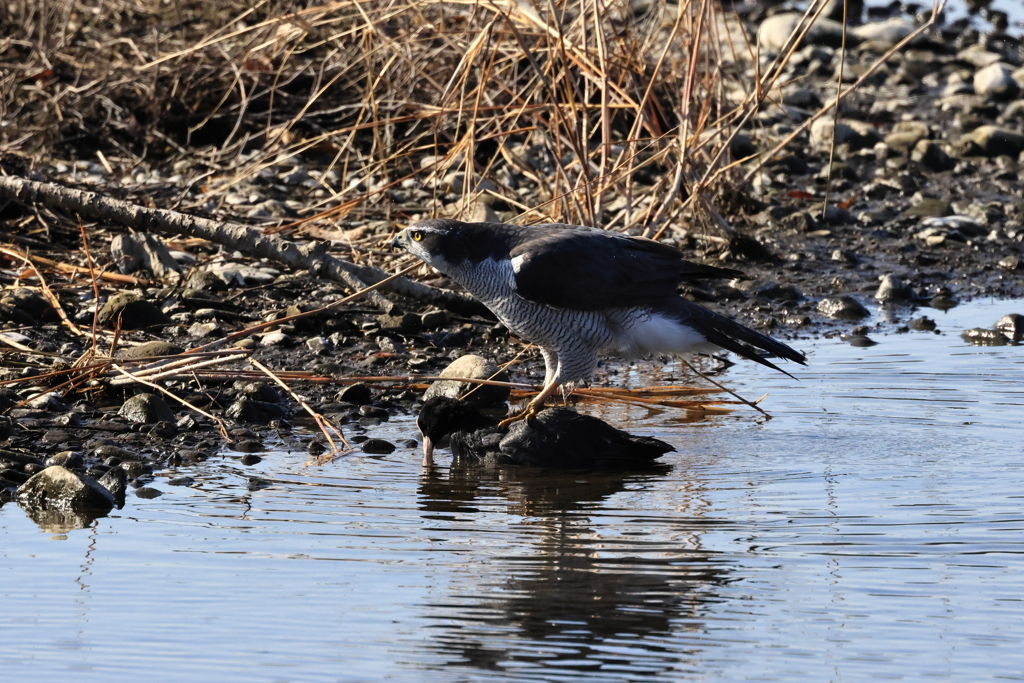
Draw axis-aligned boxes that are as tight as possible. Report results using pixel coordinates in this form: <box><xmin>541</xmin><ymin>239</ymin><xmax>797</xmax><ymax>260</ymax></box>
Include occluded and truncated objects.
<box><xmin>0</xmin><ymin>175</ymin><xmax>487</xmax><ymax>317</ymax></box>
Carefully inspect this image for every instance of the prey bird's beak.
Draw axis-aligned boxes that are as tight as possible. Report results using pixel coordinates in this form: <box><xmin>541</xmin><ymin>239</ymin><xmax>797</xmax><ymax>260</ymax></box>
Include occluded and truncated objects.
<box><xmin>422</xmin><ymin>436</ymin><xmax>434</xmax><ymax>467</ymax></box>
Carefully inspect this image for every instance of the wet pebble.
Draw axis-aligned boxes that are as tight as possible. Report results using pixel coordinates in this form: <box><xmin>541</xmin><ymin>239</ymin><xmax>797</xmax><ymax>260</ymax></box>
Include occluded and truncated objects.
<box><xmin>45</xmin><ymin>451</ymin><xmax>83</xmax><ymax>469</ymax></box>
<box><xmin>17</xmin><ymin>466</ymin><xmax>115</xmax><ymax>512</ymax></box>
<box><xmin>240</xmin><ymin>454</ymin><xmax>262</xmax><ymax>466</ymax></box>
<box><xmin>168</xmin><ymin>476</ymin><xmax>197</xmax><ymax>487</ymax></box>
<box><xmin>909</xmin><ymin>316</ymin><xmax>937</xmax><ymax>331</ymax></box>
<box><xmin>361</xmin><ymin>438</ymin><xmax>396</xmax><ymax>454</ymax></box>
<box><xmin>358</xmin><ymin>405</ymin><xmax>390</xmax><ymax>421</ymax></box>
<box><xmin>424</xmin><ymin>355</ymin><xmax>511</xmax><ymax>408</ymax></box>
<box><xmin>97</xmin><ymin>467</ymin><xmax>127</xmax><ymax>508</ymax></box>
<box><xmin>338</xmin><ymin>383</ymin><xmax>372</xmax><ymax>405</ymax></box>
<box><xmin>876</xmin><ymin>274</ymin><xmax>914</xmax><ymax>302</ymax></box>
<box><xmin>974</xmin><ymin>63</ymin><xmax>1019</xmax><ymax>100</ymax></box>
<box><xmin>225</xmin><ymin>398</ymin><xmax>287</xmax><ymax>424</ymax></box>
<box><xmin>961</xmin><ymin>328</ymin><xmax>1008</xmax><ymax>345</ymax></box>
<box><xmin>119</xmin><ymin>393</ymin><xmax>175</xmax><ymax>424</ymax></box>
<box><xmin>817</xmin><ymin>296</ymin><xmax>869</xmax><ymax>320</ymax></box>
<box><xmin>995</xmin><ymin>314</ymin><xmax>1024</xmax><ymax>341</ymax></box>
<box><xmin>97</xmin><ymin>293</ymin><xmax>171</xmax><ymax>329</ymax></box>
<box><xmin>998</xmin><ymin>256</ymin><xmax>1020</xmax><ymax>271</ymax></box>
<box><xmin>233</xmin><ymin>440</ymin><xmax>265</xmax><ymax>453</ymax></box>
<box><xmin>134</xmin><ymin>487</ymin><xmax>163</xmax><ymax>499</ymax></box>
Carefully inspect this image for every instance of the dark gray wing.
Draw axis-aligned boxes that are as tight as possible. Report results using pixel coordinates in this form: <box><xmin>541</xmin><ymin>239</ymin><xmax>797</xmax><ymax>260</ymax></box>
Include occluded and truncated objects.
<box><xmin>510</xmin><ymin>225</ymin><xmax>742</xmax><ymax>310</ymax></box>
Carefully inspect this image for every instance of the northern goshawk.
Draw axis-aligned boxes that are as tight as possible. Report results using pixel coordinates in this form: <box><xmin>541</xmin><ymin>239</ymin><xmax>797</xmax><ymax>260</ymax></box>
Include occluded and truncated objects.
<box><xmin>396</xmin><ymin>219</ymin><xmax>805</xmax><ymax>422</ymax></box>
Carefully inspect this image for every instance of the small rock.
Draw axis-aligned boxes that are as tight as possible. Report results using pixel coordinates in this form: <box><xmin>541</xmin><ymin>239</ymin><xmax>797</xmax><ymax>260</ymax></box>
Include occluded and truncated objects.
<box><xmin>959</xmin><ymin>126</ymin><xmax>1024</xmax><ymax>158</ymax></box>
<box><xmin>135</xmin><ymin>487</ymin><xmax>163</xmax><ymax>499</ymax></box>
<box><xmin>233</xmin><ymin>440</ymin><xmax>265</xmax><ymax>453</ymax></box>
<box><xmin>358</xmin><ymin>405</ymin><xmax>390</xmax><ymax>421</ymax></box>
<box><xmin>875</xmin><ymin>274</ymin><xmax>914</xmax><ymax>302</ymax></box>
<box><xmin>974</xmin><ymin>63</ymin><xmax>1019</xmax><ymax>100</ymax></box>
<box><xmin>995</xmin><ymin>314</ymin><xmax>1024</xmax><ymax>341</ymax></box>
<box><xmin>338</xmin><ymin>383</ymin><xmax>373</xmax><ymax>405</ymax></box>
<box><xmin>110</xmin><ymin>233</ymin><xmax>183</xmax><ymax>278</ymax></box>
<box><xmin>361</xmin><ymin>438</ymin><xmax>396</xmax><ymax>455</ymax></box>
<box><xmin>119</xmin><ymin>341</ymin><xmax>183</xmax><ymax>359</ymax></box>
<box><xmin>961</xmin><ymin>328</ymin><xmax>1007</xmax><ymax>345</ymax></box>
<box><xmin>817</xmin><ymin>296</ymin><xmax>869</xmax><ymax>320</ymax></box>
<box><xmin>17</xmin><ymin>466</ymin><xmax>115</xmax><ymax>512</ymax></box>
<box><xmin>851</xmin><ymin>17</ymin><xmax>913</xmax><ymax>48</ymax></box>
<box><xmin>97</xmin><ymin>467</ymin><xmax>127</xmax><ymax>508</ymax></box>
<box><xmin>260</xmin><ymin>330</ymin><xmax>293</xmax><ymax>347</ymax></box>
<box><xmin>957</xmin><ymin>45</ymin><xmax>1003</xmax><ymax>69</ymax></box>
<box><xmin>910</xmin><ymin>140</ymin><xmax>955</xmax><ymax>172</ymax></box>
<box><xmin>758</xmin><ymin>13</ymin><xmax>845</xmax><ymax>52</ymax></box>
<box><xmin>909</xmin><ymin>316</ymin><xmax>936</xmax><ymax>331</ymax></box>
<box><xmin>377</xmin><ymin>312</ymin><xmax>422</xmax><ymax>335</ymax></box>
<box><xmin>900</xmin><ymin>198</ymin><xmax>950</xmax><ymax>219</ymax></box>
<box><xmin>0</xmin><ymin>288</ymin><xmax>55</xmax><ymax>325</ymax></box>
<box><xmin>97</xmin><ymin>293</ymin><xmax>171</xmax><ymax>330</ymax></box>
<box><xmin>168</xmin><ymin>476</ymin><xmax>197</xmax><ymax>487</ymax></box>
<box><xmin>45</xmin><ymin>451</ymin><xmax>83</xmax><ymax>469</ymax></box>
<box><xmin>239</xmin><ymin>454</ymin><xmax>262</xmax><ymax>466</ymax></box>
<box><xmin>421</xmin><ymin>309</ymin><xmax>450</xmax><ymax>329</ymax></box>
<box><xmin>119</xmin><ymin>393</ymin><xmax>176</xmax><ymax>424</ymax></box>
<box><xmin>424</xmin><ymin>354</ymin><xmax>511</xmax><ymax>408</ymax></box>
<box><xmin>998</xmin><ymin>255</ymin><xmax>1020</xmax><ymax>271</ymax></box>
<box><xmin>225</xmin><ymin>398</ymin><xmax>288</xmax><ymax>424</ymax></box>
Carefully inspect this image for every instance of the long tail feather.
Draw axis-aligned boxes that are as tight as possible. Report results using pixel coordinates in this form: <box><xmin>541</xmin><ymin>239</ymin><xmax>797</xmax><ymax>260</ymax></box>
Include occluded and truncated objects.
<box><xmin>664</xmin><ymin>298</ymin><xmax>806</xmax><ymax>377</ymax></box>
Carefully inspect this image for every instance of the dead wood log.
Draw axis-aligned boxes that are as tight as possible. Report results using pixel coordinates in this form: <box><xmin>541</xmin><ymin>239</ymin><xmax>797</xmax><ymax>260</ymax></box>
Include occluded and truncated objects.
<box><xmin>0</xmin><ymin>175</ymin><xmax>488</xmax><ymax>317</ymax></box>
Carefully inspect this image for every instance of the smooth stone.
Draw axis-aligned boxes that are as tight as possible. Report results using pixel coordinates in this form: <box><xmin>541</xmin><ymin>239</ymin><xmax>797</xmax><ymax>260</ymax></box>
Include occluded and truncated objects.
<box><xmin>358</xmin><ymin>405</ymin><xmax>390</xmax><ymax>421</ymax></box>
<box><xmin>817</xmin><ymin>296</ymin><xmax>870</xmax><ymax>320</ymax></box>
<box><xmin>876</xmin><ymin>274</ymin><xmax>914</xmax><ymax>302</ymax></box>
<box><xmin>97</xmin><ymin>293</ymin><xmax>171</xmax><ymax>330</ymax></box>
<box><xmin>959</xmin><ymin>126</ymin><xmax>1024</xmax><ymax>158</ymax></box>
<box><xmin>974</xmin><ymin>63</ymin><xmax>1019</xmax><ymax>100</ymax></box>
<box><xmin>361</xmin><ymin>438</ymin><xmax>396</xmax><ymax>455</ymax></box>
<box><xmin>119</xmin><ymin>393</ymin><xmax>175</xmax><ymax>424</ymax></box>
<box><xmin>225</xmin><ymin>398</ymin><xmax>287</xmax><ymax>424</ymax></box>
<box><xmin>757</xmin><ymin>13</ymin><xmax>845</xmax><ymax>53</ymax></box>
<box><xmin>961</xmin><ymin>328</ymin><xmax>1008</xmax><ymax>345</ymax></box>
<box><xmin>232</xmin><ymin>440</ymin><xmax>265</xmax><ymax>453</ymax></box>
<box><xmin>45</xmin><ymin>451</ymin><xmax>83</xmax><ymax>469</ymax></box>
<box><xmin>810</xmin><ymin>118</ymin><xmax>882</xmax><ymax>151</ymax></box>
<box><xmin>998</xmin><ymin>255</ymin><xmax>1020</xmax><ymax>271</ymax></box>
<box><xmin>134</xmin><ymin>487</ymin><xmax>163</xmax><ymax>499</ymax></box>
<box><xmin>423</xmin><ymin>354</ymin><xmax>511</xmax><ymax>408</ymax></box>
<box><xmin>260</xmin><ymin>331</ymin><xmax>293</xmax><ymax>347</ymax></box>
<box><xmin>909</xmin><ymin>316</ymin><xmax>936</xmax><ymax>331</ymax></box>
<box><xmin>338</xmin><ymin>383</ymin><xmax>373</xmax><ymax>406</ymax></box>
<box><xmin>851</xmin><ymin>17</ymin><xmax>913</xmax><ymax>48</ymax></box>
<box><xmin>995</xmin><ymin>314</ymin><xmax>1024</xmax><ymax>341</ymax></box>
<box><xmin>16</xmin><ymin>466</ymin><xmax>115</xmax><ymax>512</ymax></box>
<box><xmin>97</xmin><ymin>467</ymin><xmax>127</xmax><ymax>508</ymax></box>
<box><xmin>957</xmin><ymin>45</ymin><xmax>1003</xmax><ymax>69</ymax></box>
<box><xmin>910</xmin><ymin>140</ymin><xmax>955</xmax><ymax>172</ymax></box>
<box><xmin>119</xmin><ymin>341</ymin><xmax>183</xmax><ymax>359</ymax></box>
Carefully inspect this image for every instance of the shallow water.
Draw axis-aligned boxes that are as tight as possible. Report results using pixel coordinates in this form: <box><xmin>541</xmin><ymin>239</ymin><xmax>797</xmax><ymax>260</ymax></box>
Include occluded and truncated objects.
<box><xmin>3</xmin><ymin>298</ymin><xmax>1024</xmax><ymax>682</ymax></box>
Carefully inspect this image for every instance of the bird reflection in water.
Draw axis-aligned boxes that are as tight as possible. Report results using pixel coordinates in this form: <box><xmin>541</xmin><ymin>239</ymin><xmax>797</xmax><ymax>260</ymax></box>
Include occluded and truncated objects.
<box><xmin>417</xmin><ymin>457</ymin><xmax>731</xmax><ymax>676</ymax></box>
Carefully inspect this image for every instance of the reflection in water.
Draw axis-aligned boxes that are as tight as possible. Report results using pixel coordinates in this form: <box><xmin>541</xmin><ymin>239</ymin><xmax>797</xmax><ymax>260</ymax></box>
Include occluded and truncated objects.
<box><xmin>418</xmin><ymin>463</ymin><xmax>731</xmax><ymax>678</ymax></box>
<box><xmin>19</xmin><ymin>504</ymin><xmax>109</xmax><ymax>533</ymax></box>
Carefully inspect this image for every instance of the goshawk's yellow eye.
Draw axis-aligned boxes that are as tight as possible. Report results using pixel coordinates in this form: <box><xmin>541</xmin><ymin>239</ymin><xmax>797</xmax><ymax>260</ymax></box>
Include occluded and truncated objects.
<box><xmin>412</xmin><ymin>231</ymin><xmax>423</xmax><ymax>242</ymax></box>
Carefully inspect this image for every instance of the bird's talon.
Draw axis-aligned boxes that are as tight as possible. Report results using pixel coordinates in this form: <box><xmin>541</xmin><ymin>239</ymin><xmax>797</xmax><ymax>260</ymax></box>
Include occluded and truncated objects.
<box><xmin>498</xmin><ymin>405</ymin><xmax>539</xmax><ymax>430</ymax></box>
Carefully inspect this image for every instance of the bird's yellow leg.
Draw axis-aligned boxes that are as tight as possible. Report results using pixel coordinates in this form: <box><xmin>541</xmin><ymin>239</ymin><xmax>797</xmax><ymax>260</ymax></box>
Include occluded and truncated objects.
<box><xmin>498</xmin><ymin>379</ymin><xmax>561</xmax><ymax>430</ymax></box>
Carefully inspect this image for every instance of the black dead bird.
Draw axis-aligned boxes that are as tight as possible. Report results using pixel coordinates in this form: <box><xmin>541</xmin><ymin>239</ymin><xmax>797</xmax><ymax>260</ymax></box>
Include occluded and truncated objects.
<box><xmin>417</xmin><ymin>397</ymin><xmax>675</xmax><ymax>469</ymax></box>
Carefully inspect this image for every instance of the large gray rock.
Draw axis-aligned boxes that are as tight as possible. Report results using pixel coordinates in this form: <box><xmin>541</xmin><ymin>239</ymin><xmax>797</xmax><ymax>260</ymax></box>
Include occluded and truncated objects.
<box><xmin>959</xmin><ymin>126</ymin><xmax>1024</xmax><ymax>158</ymax></box>
<box><xmin>974</xmin><ymin>63</ymin><xmax>1019</xmax><ymax>100</ymax></box>
<box><xmin>817</xmin><ymin>296</ymin><xmax>869</xmax><ymax>320</ymax></box>
<box><xmin>758</xmin><ymin>13</ymin><xmax>845</xmax><ymax>53</ymax></box>
<box><xmin>97</xmin><ymin>293</ymin><xmax>171</xmax><ymax>329</ymax></box>
<box><xmin>851</xmin><ymin>18</ymin><xmax>914</xmax><ymax>48</ymax></box>
<box><xmin>424</xmin><ymin>354</ymin><xmax>510</xmax><ymax>408</ymax></box>
<box><xmin>110</xmin><ymin>233</ymin><xmax>183</xmax><ymax>279</ymax></box>
<box><xmin>119</xmin><ymin>393</ymin><xmax>176</xmax><ymax>424</ymax></box>
<box><xmin>810</xmin><ymin>118</ymin><xmax>883</xmax><ymax>151</ymax></box>
<box><xmin>17</xmin><ymin>466</ymin><xmax>115</xmax><ymax>513</ymax></box>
